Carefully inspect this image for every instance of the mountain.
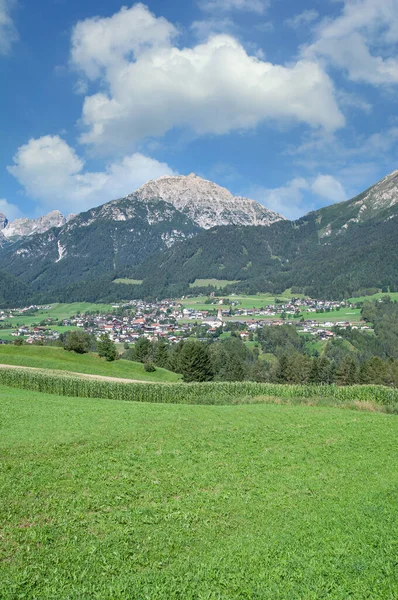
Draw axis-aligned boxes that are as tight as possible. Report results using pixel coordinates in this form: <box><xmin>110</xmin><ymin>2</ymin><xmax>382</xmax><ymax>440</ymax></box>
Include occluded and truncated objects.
<box><xmin>0</xmin><ymin>213</ymin><xmax>8</xmax><ymax>229</ymax></box>
<box><xmin>135</xmin><ymin>173</ymin><xmax>284</xmax><ymax>228</ymax></box>
<box><xmin>0</xmin><ymin>169</ymin><xmax>397</xmax><ymax>305</ymax></box>
<box><xmin>314</xmin><ymin>169</ymin><xmax>398</xmax><ymax>238</ymax></box>
<box><xmin>2</xmin><ymin>210</ymin><xmax>68</xmax><ymax>241</ymax></box>
<box><xmin>0</xmin><ymin>174</ymin><xmax>282</xmax><ymax>296</ymax></box>
<box><xmin>130</xmin><ymin>169</ymin><xmax>398</xmax><ymax>299</ymax></box>
<box><xmin>0</xmin><ymin>195</ymin><xmax>200</xmax><ymax>293</ymax></box>
<box><xmin>0</xmin><ymin>270</ymin><xmax>30</xmax><ymax>306</ymax></box>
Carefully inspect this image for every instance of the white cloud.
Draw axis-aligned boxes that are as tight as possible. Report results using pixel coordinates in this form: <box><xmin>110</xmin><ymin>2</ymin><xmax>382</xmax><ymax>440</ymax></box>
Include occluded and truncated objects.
<box><xmin>70</xmin><ymin>4</ymin><xmax>344</xmax><ymax>151</ymax></box>
<box><xmin>252</xmin><ymin>177</ymin><xmax>310</xmax><ymax>220</ymax></box>
<box><xmin>191</xmin><ymin>17</ymin><xmax>237</xmax><ymax>40</ymax></box>
<box><xmin>198</xmin><ymin>0</ymin><xmax>268</xmax><ymax>14</ymax></box>
<box><xmin>70</xmin><ymin>3</ymin><xmax>177</xmax><ymax>81</ymax></box>
<box><xmin>7</xmin><ymin>135</ymin><xmax>176</xmax><ymax>213</ymax></box>
<box><xmin>0</xmin><ymin>198</ymin><xmax>22</xmax><ymax>220</ymax></box>
<box><xmin>0</xmin><ymin>0</ymin><xmax>18</xmax><ymax>55</ymax></box>
<box><xmin>311</xmin><ymin>174</ymin><xmax>346</xmax><ymax>203</ymax></box>
<box><xmin>303</xmin><ymin>0</ymin><xmax>398</xmax><ymax>85</ymax></box>
<box><xmin>285</xmin><ymin>9</ymin><xmax>319</xmax><ymax>30</ymax></box>
<box><xmin>252</xmin><ymin>174</ymin><xmax>346</xmax><ymax>219</ymax></box>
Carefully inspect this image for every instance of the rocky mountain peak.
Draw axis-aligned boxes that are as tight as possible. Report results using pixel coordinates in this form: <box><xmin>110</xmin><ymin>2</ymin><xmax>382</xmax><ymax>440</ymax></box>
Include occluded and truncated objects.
<box><xmin>135</xmin><ymin>173</ymin><xmax>285</xmax><ymax>229</ymax></box>
<box><xmin>0</xmin><ymin>213</ymin><xmax>8</xmax><ymax>230</ymax></box>
<box><xmin>3</xmin><ymin>210</ymin><xmax>67</xmax><ymax>240</ymax></box>
<box><xmin>358</xmin><ymin>169</ymin><xmax>398</xmax><ymax>213</ymax></box>
<box><xmin>314</xmin><ymin>167</ymin><xmax>398</xmax><ymax>238</ymax></box>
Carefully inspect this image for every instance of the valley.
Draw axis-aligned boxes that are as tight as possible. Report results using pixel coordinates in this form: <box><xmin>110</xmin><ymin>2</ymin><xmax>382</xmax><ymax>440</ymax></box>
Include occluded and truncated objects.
<box><xmin>3</xmin><ymin>3</ymin><xmax>398</xmax><ymax>597</ymax></box>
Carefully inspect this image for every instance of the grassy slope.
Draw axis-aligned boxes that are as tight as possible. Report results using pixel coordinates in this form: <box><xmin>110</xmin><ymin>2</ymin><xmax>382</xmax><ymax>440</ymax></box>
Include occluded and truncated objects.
<box><xmin>1</xmin><ymin>302</ymin><xmax>114</xmax><ymax>328</ymax></box>
<box><xmin>113</xmin><ymin>278</ymin><xmax>143</xmax><ymax>285</ymax></box>
<box><xmin>179</xmin><ymin>293</ymin><xmax>292</xmax><ymax>311</ymax></box>
<box><xmin>348</xmin><ymin>291</ymin><xmax>398</xmax><ymax>303</ymax></box>
<box><xmin>189</xmin><ymin>279</ymin><xmax>238</xmax><ymax>289</ymax></box>
<box><xmin>0</xmin><ymin>346</ymin><xmax>180</xmax><ymax>382</ymax></box>
<box><xmin>0</xmin><ymin>386</ymin><xmax>397</xmax><ymax>599</ymax></box>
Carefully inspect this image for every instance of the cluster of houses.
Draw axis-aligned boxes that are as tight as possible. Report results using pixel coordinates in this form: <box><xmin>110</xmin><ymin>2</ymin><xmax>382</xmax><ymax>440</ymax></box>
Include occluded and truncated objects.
<box><xmin>0</xmin><ymin>296</ymin><xmax>373</xmax><ymax>346</ymax></box>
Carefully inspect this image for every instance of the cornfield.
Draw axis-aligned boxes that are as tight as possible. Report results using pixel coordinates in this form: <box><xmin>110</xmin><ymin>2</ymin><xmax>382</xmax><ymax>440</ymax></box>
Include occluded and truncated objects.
<box><xmin>0</xmin><ymin>367</ymin><xmax>397</xmax><ymax>407</ymax></box>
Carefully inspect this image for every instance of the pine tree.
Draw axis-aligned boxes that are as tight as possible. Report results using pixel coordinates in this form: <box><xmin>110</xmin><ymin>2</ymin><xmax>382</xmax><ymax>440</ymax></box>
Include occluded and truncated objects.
<box><xmin>97</xmin><ymin>334</ymin><xmax>117</xmax><ymax>362</ymax></box>
<box><xmin>359</xmin><ymin>356</ymin><xmax>387</xmax><ymax>385</ymax></box>
<box><xmin>336</xmin><ymin>356</ymin><xmax>358</xmax><ymax>385</ymax></box>
<box><xmin>134</xmin><ymin>337</ymin><xmax>151</xmax><ymax>363</ymax></box>
<box><xmin>308</xmin><ymin>358</ymin><xmax>320</xmax><ymax>384</ymax></box>
<box><xmin>275</xmin><ymin>353</ymin><xmax>289</xmax><ymax>383</ymax></box>
<box><xmin>154</xmin><ymin>339</ymin><xmax>169</xmax><ymax>368</ymax></box>
<box><xmin>318</xmin><ymin>356</ymin><xmax>332</xmax><ymax>384</ymax></box>
<box><xmin>218</xmin><ymin>353</ymin><xmax>245</xmax><ymax>381</ymax></box>
<box><xmin>179</xmin><ymin>341</ymin><xmax>213</xmax><ymax>382</ymax></box>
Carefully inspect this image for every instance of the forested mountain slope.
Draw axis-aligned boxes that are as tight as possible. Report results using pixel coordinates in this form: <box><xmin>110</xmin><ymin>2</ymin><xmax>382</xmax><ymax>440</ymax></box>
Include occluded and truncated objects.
<box><xmin>131</xmin><ymin>197</ymin><xmax>398</xmax><ymax>299</ymax></box>
<box><xmin>0</xmin><ymin>169</ymin><xmax>397</xmax><ymax>304</ymax></box>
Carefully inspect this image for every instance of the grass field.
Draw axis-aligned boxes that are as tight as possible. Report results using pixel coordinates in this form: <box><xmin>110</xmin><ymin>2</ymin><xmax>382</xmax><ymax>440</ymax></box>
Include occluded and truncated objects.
<box><xmin>300</xmin><ymin>308</ymin><xmax>363</xmax><ymax>323</ymax></box>
<box><xmin>0</xmin><ymin>346</ymin><xmax>180</xmax><ymax>382</ymax></box>
<box><xmin>113</xmin><ymin>278</ymin><xmax>143</xmax><ymax>285</ymax></box>
<box><xmin>0</xmin><ymin>386</ymin><xmax>397</xmax><ymax>599</ymax></box>
<box><xmin>0</xmin><ymin>328</ymin><xmax>19</xmax><ymax>342</ymax></box>
<box><xmin>189</xmin><ymin>279</ymin><xmax>238</xmax><ymax>289</ymax></box>
<box><xmin>179</xmin><ymin>292</ymin><xmax>294</xmax><ymax>311</ymax></box>
<box><xmin>1</xmin><ymin>302</ymin><xmax>114</xmax><ymax>329</ymax></box>
<box><xmin>348</xmin><ymin>291</ymin><xmax>398</xmax><ymax>303</ymax></box>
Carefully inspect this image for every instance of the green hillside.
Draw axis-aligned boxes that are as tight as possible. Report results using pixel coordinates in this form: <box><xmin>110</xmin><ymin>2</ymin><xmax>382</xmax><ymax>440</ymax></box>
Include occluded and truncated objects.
<box><xmin>0</xmin><ymin>386</ymin><xmax>397</xmax><ymax>598</ymax></box>
<box><xmin>0</xmin><ymin>171</ymin><xmax>397</xmax><ymax>304</ymax></box>
<box><xmin>131</xmin><ymin>209</ymin><xmax>398</xmax><ymax>300</ymax></box>
<box><xmin>0</xmin><ymin>346</ymin><xmax>180</xmax><ymax>382</ymax></box>
<box><xmin>1</xmin><ymin>302</ymin><xmax>113</xmax><ymax>328</ymax></box>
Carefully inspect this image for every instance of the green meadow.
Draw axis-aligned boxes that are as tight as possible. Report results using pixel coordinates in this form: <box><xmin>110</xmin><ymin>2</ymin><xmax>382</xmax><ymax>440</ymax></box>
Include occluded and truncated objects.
<box><xmin>189</xmin><ymin>279</ymin><xmax>238</xmax><ymax>289</ymax></box>
<box><xmin>0</xmin><ymin>346</ymin><xmax>180</xmax><ymax>382</ymax></box>
<box><xmin>179</xmin><ymin>293</ymin><xmax>294</xmax><ymax>311</ymax></box>
<box><xmin>1</xmin><ymin>302</ymin><xmax>114</xmax><ymax>329</ymax></box>
<box><xmin>348</xmin><ymin>291</ymin><xmax>398</xmax><ymax>303</ymax></box>
<box><xmin>113</xmin><ymin>278</ymin><xmax>144</xmax><ymax>285</ymax></box>
<box><xmin>1</xmin><ymin>385</ymin><xmax>397</xmax><ymax>599</ymax></box>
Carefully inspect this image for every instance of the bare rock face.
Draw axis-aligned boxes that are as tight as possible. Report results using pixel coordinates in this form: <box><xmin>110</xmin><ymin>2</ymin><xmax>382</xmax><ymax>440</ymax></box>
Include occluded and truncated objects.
<box><xmin>0</xmin><ymin>213</ymin><xmax>8</xmax><ymax>230</ymax></box>
<box><xmin>135</xmin><ymin>173</ymin><xmax>285</xmax><ymax>229</ymax></box>
<box><xmin>316</xmin><ymin>169</ymin><xmax>398</xmax><ymax>238</ymax></box>
<box><xmin>3</xmin><ymin>210</ymin><xmax>66</xmax><ymax>240</ymax></box>
<box><xmin>354</xmin><ymin>169</ymin><xmax>398</xmax><ymax>215</ymax></box>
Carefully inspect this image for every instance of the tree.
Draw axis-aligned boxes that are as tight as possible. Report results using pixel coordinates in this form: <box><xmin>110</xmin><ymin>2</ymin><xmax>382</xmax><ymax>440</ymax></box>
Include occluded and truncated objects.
<box><xmin>63</xmin><ymin>331</ymin><xmax>95</xmax><ymax>354</ymax></box>
<box><xmin>154</xmin><ymin>339</ymin><xmax>169</xmax><ymax>368</ymax></box>
<box><xmin>285</xmin><ymin>353</ymin><xmax>311</xmax><ymax>383</ymax></box>
<box><xmin>134</xmin><ymin>337</ymin><xmax>151</xmax><ymax>363</ymax></box>
<box><xmin>308</xmin><ymin>357</ymin><xmax>320</xmax><ymax>384</ymax></box>
<box><xmin>218</xmin><ymin>353</ymin><xmax>245</xmax><ymax>381</ymax></box>
<box><xmin>275</xmin><ymin>353</ymin><xmax>289</xmax><ymax>383</ymax></box>
<box><xmin>359</xmin><ymin>356</ymin><xmax>387</xmax><ymax>385</ymax></box>
<box><xmin>179</xmin><ymin>341</ymin><xmax>213</xmax><ymax>382</ymax></box>
<box><xmin>98</xmin><ymin>334</ymin><xmax>117</xmax><ymax>362</ymax></box>
<box><xmin>336</xmin><ymin>356</ymin><xmax>358</xmax><ymax>385</ymax></box>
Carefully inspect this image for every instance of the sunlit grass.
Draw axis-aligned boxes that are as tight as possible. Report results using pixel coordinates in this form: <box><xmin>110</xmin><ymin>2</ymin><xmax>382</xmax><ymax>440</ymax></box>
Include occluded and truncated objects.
<box><xmin>0</xmin><ymin>386</ymin><xmax>397</xmax><ymax>599</ymax></box>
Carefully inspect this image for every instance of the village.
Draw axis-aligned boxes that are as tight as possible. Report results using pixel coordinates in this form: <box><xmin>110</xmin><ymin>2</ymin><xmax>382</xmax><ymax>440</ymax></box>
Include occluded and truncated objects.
<box><xmin>0</xmin><ymin>295</ymin><xmax>372</xmax><ymax>346</ymax></box>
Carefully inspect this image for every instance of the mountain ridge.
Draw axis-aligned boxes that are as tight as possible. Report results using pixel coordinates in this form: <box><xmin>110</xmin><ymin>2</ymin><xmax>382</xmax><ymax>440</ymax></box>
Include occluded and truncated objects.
<box><xmin>0</xmin><ymin>168</ymin><xmax>397</xmax><ymax>305</ymax></box>
<box><xmin>135</xmin><ymin>172</ymin><xmax>285</xmax><ymax>228</ymax></box>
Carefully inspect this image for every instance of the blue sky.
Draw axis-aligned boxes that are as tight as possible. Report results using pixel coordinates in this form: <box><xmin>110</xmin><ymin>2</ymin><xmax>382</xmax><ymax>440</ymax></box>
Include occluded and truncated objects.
<box><xmin>1</xmin><ymin>0</ymin><xmax>398</xmax><ymax>221</ymax></box>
